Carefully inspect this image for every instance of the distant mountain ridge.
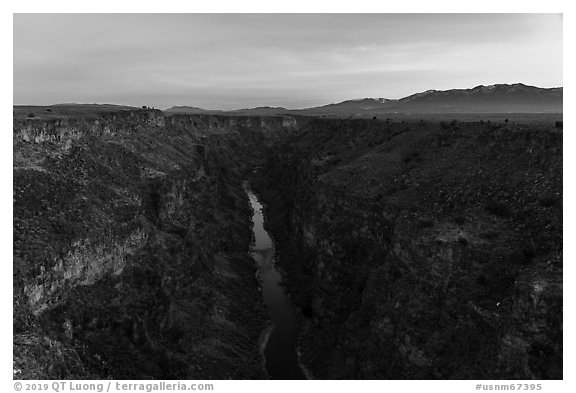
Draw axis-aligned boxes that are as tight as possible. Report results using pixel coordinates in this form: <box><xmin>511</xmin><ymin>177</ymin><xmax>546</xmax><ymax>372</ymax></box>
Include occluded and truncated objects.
<box><xmin>165</xmin><ymin>106</ymin><xmax>224</xmax><ymax>114</ymax></box>
<box><xmin>164</xmin><ymin>83</ymin><xmax>562</xmax><ymax>116</ymax></box>
<box><xmin>394</xmin><ymin>83</ymin><xmax>562</xmax><ymax>113</ymax></box>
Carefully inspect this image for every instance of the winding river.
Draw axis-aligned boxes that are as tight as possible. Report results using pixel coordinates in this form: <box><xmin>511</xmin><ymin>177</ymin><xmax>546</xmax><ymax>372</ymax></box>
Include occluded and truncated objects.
<box><xmin>245</xmin><ymin>185</ymin><xmax>305</xmax><ymax>380</ymax></box>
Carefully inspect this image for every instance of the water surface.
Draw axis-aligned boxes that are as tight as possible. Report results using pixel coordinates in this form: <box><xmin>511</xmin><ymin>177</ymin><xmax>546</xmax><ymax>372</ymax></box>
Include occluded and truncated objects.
<box><xmin>245</xmin><ymin>186</ymin><xmax>305</xmax><ymax>380</ymax></box>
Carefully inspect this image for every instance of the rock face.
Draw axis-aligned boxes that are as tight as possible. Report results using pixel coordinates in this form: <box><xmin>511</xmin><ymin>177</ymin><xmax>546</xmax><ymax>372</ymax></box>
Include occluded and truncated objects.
<box><xmin>254</xmin><ymin>118</ymin><xmax>562</xmax><ymax>379</ymax></box>
<box><xmin>13</xmin><ymin>110</ymin><xmax>296</xmax><ymax>379</ymax></box>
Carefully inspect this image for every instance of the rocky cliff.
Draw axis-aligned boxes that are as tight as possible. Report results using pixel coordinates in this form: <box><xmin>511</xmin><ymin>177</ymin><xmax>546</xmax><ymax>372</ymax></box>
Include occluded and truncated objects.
<box><xmin>13</xmin><ymin>111</ymin><xmax>562</xmax><ymax>380</ymax></box>
<box><xmin>13</xmin><ymin>110</ymin><xmax>298</xmax><ymax>379</ymax></box>
<box><xmin>254</xmin><ymin>118</ymin><xmax>562</xmax><ymax>379</ymax></box>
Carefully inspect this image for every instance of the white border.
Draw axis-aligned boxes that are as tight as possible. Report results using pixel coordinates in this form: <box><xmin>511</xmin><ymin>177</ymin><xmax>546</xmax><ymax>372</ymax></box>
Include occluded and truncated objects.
<box><xmin>3</xmin><ymin>2</ymin><xmax>572</xmax><ymax>392</ymax></box>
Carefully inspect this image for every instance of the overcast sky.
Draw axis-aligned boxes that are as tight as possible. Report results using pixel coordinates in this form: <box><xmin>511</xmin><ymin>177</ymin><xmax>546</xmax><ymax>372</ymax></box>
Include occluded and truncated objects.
<box><xmin>13</xmin><ymin>13</ymin><xmax>563</xmax><ymax>110</ymax></box>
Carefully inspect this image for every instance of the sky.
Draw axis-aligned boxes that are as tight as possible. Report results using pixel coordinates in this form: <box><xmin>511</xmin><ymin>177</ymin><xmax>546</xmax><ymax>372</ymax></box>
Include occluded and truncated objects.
<box><xmin>13</xmin><ymin>13</ymin><xmax>563</xmax><ymax>110</ymax></box>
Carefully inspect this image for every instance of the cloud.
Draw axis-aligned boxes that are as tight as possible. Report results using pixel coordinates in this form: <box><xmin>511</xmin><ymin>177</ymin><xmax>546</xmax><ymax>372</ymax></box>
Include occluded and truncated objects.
<box><xmin>13</xmin><ymin>13</ymin><xmax>563</xmax><ymax>109</ymax></box>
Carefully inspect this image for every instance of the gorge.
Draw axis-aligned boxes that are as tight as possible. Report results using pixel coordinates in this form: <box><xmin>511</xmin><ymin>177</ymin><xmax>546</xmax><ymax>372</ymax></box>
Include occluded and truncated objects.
<box><xmin>13</xmin><ymin>108</ymin><xmax>562</xmax><ymax>380</ymax></box>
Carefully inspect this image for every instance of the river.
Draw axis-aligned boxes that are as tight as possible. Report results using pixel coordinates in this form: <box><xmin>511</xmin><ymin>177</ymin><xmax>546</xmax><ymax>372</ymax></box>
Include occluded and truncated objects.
<box><xmin>245</xmin><ymin>185</ymin><xmax>305</xmax><ymax>380</ymax></box>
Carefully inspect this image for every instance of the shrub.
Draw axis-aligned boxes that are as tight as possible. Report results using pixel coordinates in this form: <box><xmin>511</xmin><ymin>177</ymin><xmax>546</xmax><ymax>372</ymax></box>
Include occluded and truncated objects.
<box><xmin>539</xmin><ymin>194</ymin><xmax>560</xmax><ymax>207</ymax></box>
<box><xmin>476</xmin><ymin>275</ymin><xmax>487</xmax><ymax>286</ymax></box>
<box><xmin>402</xmin><ymin>151</ymin><xmax>421</xmax><ymax>164</ymax></box>
<box><xmin>385</xmin><ymin>186</ymin><xmax>398</xmax><ymax>196</ymax></box>
<box><xmin>454</xmin><ymin>215</ymin><xmax>466</xmax><ymax>225</ymax></box>
<box><xmin>419</xmin><ymin>218</ymin><xmax>434</xmax><ymax>229</ymax></box>
<box><xmin>481</xmin><ymin>230</ymin><xmax>499</xmax><ymax>240</ymax></box>
<box><xmin>523</xmin><ymin>246</ymin><xmax>537</xmax><ymax>261</ymax></box>
<box><xmin>485</xmin><ymin>199</ymin><xmax>511</xmax><ymax>217</ymax></box>
<box><xmin>510</xmin><ymin>246</ymin><xmax>536</xmax><ymax>265</ymax></box>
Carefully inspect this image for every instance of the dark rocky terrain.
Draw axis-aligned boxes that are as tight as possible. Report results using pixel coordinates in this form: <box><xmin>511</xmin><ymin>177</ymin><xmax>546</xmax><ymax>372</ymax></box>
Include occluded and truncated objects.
<box><xmin>13</xmin><ymin>110</ymin><xmax>297</xmax><ymax>379</ymax></box>
<box><xmin>253</xmin><ymin>117</ymin><xmax>562</xmax><ymax>379</ymax></box>
<box><xmin>13</xmin><ymin>107</ymin><xmax>562</xmax><ymax>380</ymax></box>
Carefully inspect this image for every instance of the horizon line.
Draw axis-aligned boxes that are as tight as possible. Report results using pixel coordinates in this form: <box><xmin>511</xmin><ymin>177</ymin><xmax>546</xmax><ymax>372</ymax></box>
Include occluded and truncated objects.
<box><xmin>13</xmin><ymin>82</ymin><xmax>564</xmax><ymax>112</ymax></box>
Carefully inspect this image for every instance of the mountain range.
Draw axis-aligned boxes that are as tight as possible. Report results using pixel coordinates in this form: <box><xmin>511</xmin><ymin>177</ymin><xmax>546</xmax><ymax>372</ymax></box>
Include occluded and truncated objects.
<box><xmin>165</xmin><ymin>83</ymin><xmax>562</xmax><ymax>116</ymax></box>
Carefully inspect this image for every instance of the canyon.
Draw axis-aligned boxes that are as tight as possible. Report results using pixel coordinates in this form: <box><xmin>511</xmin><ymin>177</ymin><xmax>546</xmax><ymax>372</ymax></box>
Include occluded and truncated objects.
<box><xmin>13</xmin><ymin>108</ymin><xmax>562</xmax><ymax>379</ymax></box>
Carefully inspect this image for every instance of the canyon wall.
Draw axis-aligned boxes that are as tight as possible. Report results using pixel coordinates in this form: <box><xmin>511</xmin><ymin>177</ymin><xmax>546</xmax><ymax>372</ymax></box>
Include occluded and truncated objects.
<box><xmin>13</xmin><ymin>110</ymin><xmax>297</xmax><ymax>379</ymax></box>
<box><xmin>255</xmin><ymin>118</ymin><xmax>562</xmax><ymax>379</ymax></box>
